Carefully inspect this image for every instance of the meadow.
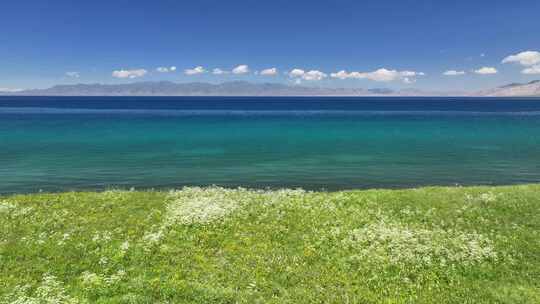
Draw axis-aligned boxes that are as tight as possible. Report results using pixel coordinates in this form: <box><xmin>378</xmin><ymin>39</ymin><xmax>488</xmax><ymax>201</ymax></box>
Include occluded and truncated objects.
<box><xmin>1</xmin><ymin>185</ymin><xmax>539</xmax><ymax>303</ymax></box>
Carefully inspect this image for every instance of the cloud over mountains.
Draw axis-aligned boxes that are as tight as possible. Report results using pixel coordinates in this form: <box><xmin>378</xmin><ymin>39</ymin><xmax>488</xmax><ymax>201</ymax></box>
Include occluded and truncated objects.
<box><xmin>502</xmin><ymin>51</ymin><xmax>540</xmax><ymax>75</ymax></box>
<box><xmin>100</xmin><ymin>50</ymin><xmax>540</xmax><ymax>84</ymax></box>
<box><xmin>330</xmin><ymin>68</ymin><xmax>424</xmax><ymax>83</ymax></box>
<box><xmin>474</xmin><ymin>67</ymin><xmax>498</xmax><ymax>75</ymax></box>
<box><xmin>443</xmin><ymin>70</ymin><xmax>466</xmax><ymax>76</ymax></box>
<box><xmin>112</xmin><ymin>69</ymin><xmax>148</xmax><ymax>79</ymax></box>
<box><xmin>184</xmin><ymin>66</ymin><xmax>206</xmax><ymax>75</ymax></box>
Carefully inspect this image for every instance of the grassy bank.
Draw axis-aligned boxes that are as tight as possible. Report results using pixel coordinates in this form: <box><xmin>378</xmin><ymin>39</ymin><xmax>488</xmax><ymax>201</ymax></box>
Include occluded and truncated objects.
<box><xmin>1</xmin><ymin>185</ymin><xmax>539</xmax><ymax>303</ymax></box>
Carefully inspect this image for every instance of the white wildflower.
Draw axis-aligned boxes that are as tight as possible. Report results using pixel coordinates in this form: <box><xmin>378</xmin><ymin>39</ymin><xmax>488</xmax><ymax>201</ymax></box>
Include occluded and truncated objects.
<box><xmin>104</xmin><ymin>269</ymin><xmax>126</xmax><ymax>286</ymax></box>
<box><xmin>142</xmin><ymin>229</ymin><xmax>164</xmax><ymax>245</ymax></box>
<box><xmin>0</xmin><ymin>200</ymin><xmax>16</xmax><ymax>214</ymax></box>
<box><xmin>36</xmin><ymin>232</ymin><xmax>48</xmax><ymax>245</ymax></box>
<box><xmin>80</xmin><ymin>271</ymin><xmax>102</xmax><ymax>288</ymax></box>
<box><xmin>120</xmin><ymin>241</ymin><xmax>130</xmax><ymax>252</ymax></box>
<box><xmin>465</xmin><ymin>192</ymin><xmax>499</xmax><ymax>204</ymax></box>
<box><xmin>57</xmin><ymin>233</ymin><xmax>71</xmax><ymax>246</ymax></box>
<box><xmin>479</xmin><ymin>192</ymin><xmax>497</xmax><ymax>203</ymax></box>
<box><xmin>0</xmin><ymin>200</ymin><xmax>32</xmax><ymax>218</ymax></box>
<box><xmin>98</xmin><ymin>257</ymin><xmax>108</xmax><ymax>267</ymax></box>
<box><xmin>92</xmin><ymin>231</ymin><xmax>112</xmax><ymax>243</ymax></box>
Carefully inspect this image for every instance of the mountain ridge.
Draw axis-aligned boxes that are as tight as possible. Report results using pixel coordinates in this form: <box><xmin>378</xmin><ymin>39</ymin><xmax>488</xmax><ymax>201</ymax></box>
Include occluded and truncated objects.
<box><xmin>1</xmin><ymin>80</ymin><xmax>539</xmax><ymax>97</ymax></box>
<box><xmin>477</xmin><ymin>80</ymin><xmax>540</xmax><ymax>97</ymax></box>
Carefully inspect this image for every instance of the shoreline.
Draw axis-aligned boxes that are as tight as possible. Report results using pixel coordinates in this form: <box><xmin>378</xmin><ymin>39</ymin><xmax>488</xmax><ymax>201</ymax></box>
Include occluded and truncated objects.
<box><xmin>1</xmin><ymin>182</ymin><xmax>537</xmax><ymax>196</ymax></box>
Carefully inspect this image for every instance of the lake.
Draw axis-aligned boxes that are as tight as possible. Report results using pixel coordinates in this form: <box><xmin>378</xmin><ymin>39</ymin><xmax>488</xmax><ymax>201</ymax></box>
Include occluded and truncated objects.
<box><xmin>1</xmin><ymin>96</ymin><xmax>540</xmax><ymax>194</ymax></box>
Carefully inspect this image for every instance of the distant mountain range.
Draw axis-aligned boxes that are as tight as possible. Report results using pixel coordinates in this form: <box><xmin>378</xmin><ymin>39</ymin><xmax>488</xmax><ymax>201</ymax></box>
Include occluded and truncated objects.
<box><xmin>476</xmin><ymin>80</ymin><xmax>540</xmax><ymax>97</ymax></box>
<box><xmin>0</xmin><ymin>81</ymin><xmax>424</xmax><ymax>96</ymax></box>
<box><xmin>1</xmin><ymin>80</ymin><xmax>539</xmax><ymax>97</ymax></box>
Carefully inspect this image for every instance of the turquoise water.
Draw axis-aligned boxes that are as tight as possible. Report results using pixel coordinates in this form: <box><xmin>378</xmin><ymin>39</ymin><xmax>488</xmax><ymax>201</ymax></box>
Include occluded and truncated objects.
<box><xmin>1</xmin><ymin>96</ymin><xmax>540</xmax><ymax>194</ymax></box>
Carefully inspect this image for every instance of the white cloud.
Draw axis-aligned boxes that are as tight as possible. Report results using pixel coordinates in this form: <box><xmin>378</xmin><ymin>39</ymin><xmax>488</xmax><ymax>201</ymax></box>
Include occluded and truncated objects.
<box><xmin>367</xmin><ymin>69</ymin><xmax>422</xmax><ymax>81</ymax></box>
<box><xmin>303</xmin><ymin>70</ymin><xmax>327</xmax><ymax>81</ymax></box>
<box><xmin>211</xmin><ymin>68</ymin><xmax>226</xmax><ymax>75</ymax></box>
<box><xmin>288</xmin><ymin>68</ymin><xmax>305</xmax><ymax>78</ymax></box>
<box><xmin>474</xmin><ymin>67</ymin><xmax>498</xmax><ymax>75</ymax></box>
<box><xmin>365</xmin><ymin>69</ymin><xmax>397</xmax><ymax>81</ymax></box>
<box><xmin>156</xmin><ymin>66</ymin><xmax>176</xmax><ymax>73</ymax></box>
<box><xmin>502</xmin><ymin>51</ymin><xmax>540</xmax><ymax>66</ymax></box>
<box><xmin>184</xmin><ymin>66</ymin><xmax>206</xmax><ymax>75</ymax></box>
<box><xmin>260</xmin><ymin>67</ymin><xmax>278</xmax><ymax>76</ymax></box>
<box><xmin>232</xmin><ymin>65</ymin><xmax>250</xmax><ymax>74</ymax></box>
<box><xmin>522</xmin><ymin>65</ymin><xmax>540</xmax><ymax>75</ymax></box>
<box><xmin>330</xmin><ymin>70</ymin><xmax>349</xmax><ymax>80</ymax></box>
<box><xmin>211</xmin><ymin>68</ymin><xmax>227</xmax><ymax>75</ymax></box>
<box><xmin>443</xmin><ymin>70</ymin><xmax>466</xmax><ymax>76</ymax></box>
<box><xmin>400</xmin><ymin>71</ymin><xmax>418</xmax><ymax>77</ymax></box>
<box><xmin>403</xmin><ymin>77</ymin><xmax>416</xmax><ymax>84</ymax></box>
<box><xmin>65</xmin><ymin>71</ymin><xmax>80</xmax><ymax>78</ymax></box>
<box><xmin>330</xmin><ymin>68</ymin><xmax>423</xmax><ymax>82</ymax></box>
<box><xmin>112</xmin><ymin>69</ymin><xmax>147</xmax><ymax>79</ymax></box>
<box><xmin>288</xmin><ymin>68</ymin><xmax>327</xmax><ymax>81</ymax></box>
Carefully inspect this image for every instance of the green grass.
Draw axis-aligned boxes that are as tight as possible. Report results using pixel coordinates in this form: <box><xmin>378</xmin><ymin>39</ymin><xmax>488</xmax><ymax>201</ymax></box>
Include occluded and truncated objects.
<box><xmin>1</xmin><ymin>185</ymin><xmax>539</xmax><ymax>303</ymax></box>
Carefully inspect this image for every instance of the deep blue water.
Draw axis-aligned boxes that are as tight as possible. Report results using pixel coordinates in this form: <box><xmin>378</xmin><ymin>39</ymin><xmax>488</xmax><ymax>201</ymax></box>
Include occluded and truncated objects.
<box><xmin>1</xmin><ymin>96</ymin><xmax>540</xmax><ymax>194</ymax></box>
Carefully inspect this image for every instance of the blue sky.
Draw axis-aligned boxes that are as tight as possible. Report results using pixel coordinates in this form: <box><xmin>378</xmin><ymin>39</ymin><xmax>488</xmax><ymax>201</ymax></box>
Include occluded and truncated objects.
<box><xmin>1</xmin><ymin>0</ymin><xmax>539</xmax><ymax>91</ymax></box>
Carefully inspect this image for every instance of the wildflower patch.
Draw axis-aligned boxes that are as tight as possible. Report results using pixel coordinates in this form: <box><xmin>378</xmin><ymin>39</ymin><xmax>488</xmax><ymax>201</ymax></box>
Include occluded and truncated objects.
<box><xmin>165</xmin><ymin>187</ymin><xmax>246</xmax><ymax>225</ymax></box>
<box><xmin>343</xmin><ymin>220</ymin><xmax>499</xmax><ymax>267</ymax></box>
<box><xmin>0</xmin><ymin>200</ymin><xmax>33</xmax><ymax>218</ymax></box>
<box><xmin>80</xmin><ymin>269</ymin><xmax>126</xmax><ymax>290</ymax></box>
<box><xmin>0</xmin><ymin>200</ymin><xmax>16</xmax><ymax>214</ymax></box>
<box><xmin>465</xmin><ymin>192</ymin><xmax>500</xmax><ymax>204</ymax></box>
<box><xmin>2</xmin><ymin>274</ymin><xmax>81</xmax><ymax>304</ymax></box>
